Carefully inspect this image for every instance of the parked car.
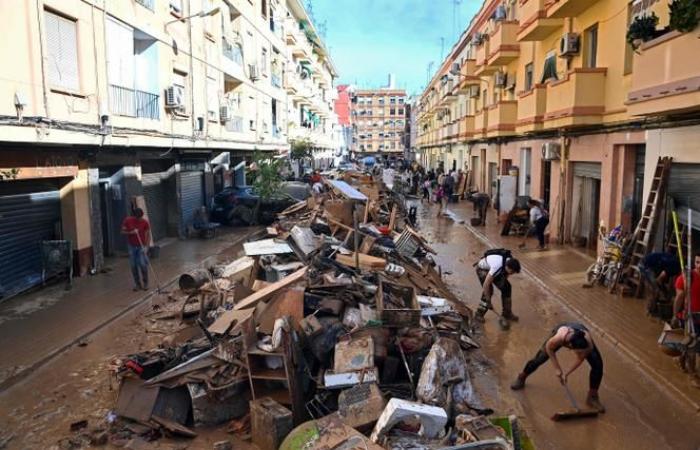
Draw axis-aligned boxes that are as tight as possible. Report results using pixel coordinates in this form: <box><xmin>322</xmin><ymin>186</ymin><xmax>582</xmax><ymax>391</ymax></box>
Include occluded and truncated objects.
<box><xmin>338</xmin><ymin>161</ymin><xmax>356</xmax><ymax>172</ymax></box>
<box><xmin>210</xmin><ymin>182</ymin><xmax>311</xmax><ymax>225</ymax></box>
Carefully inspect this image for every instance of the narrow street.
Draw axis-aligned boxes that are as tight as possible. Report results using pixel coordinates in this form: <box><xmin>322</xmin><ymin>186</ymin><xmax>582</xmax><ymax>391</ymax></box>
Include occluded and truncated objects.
<box><xmin>415</xmin><ymin>200</ymin><xmax>700</xmax><ymax>450</ymax></box>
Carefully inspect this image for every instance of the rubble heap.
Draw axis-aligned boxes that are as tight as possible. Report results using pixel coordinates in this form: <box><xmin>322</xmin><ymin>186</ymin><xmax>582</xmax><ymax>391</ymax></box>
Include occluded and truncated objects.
<box><xmin>90</xmin><ymin>171</ymin><xmax>530</xmax><ymax>450</ymax></box>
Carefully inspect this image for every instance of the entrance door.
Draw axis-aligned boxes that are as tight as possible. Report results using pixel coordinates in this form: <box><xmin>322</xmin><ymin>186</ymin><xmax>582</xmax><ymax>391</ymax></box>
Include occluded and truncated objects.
<box><xmin>142</xmin><ymin>172</ymin><xmax>170</xmax><ymax>242</ymax></box>
<box><xmin>519</xmin><ymin>148</ymin><xmax>531</xmax><ymax>196</ymax></box>
<box><xmin>489</xmin><ymin>162</ymin><xmax>498</xmax><ymax>200</ymax></box>
<box><xmin>542</xmin><ymin>160</ymin><xmax>552</xmax><ymax>210</ymax></box>
<box><xmin>631</xmin><ymin>145</ymin><xmax>646</xmax><ymax>228</ymax></box>
<box><xmin>480</xmin><ymin>148</ymin><xmax>487</xmax><ymax>191</ymax></box>
<box><xmin>572</xmin><ymin>162</ymin><xmax>602</xmax><ymax>250</ymax></box>
<box><xmin>179</xmin><ymin>171</ymin><xmax>204</xmax><ymax>236</ymax></box>
<box><xmin>470</xmin><ymin>155</ymin><xmax>479</xmax><ymax>190</ymax></box>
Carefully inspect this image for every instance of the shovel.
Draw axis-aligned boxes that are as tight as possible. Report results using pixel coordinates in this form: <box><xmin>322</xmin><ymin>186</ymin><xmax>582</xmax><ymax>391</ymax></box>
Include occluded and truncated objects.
<box><xmin>551</xmin><ymin>381</ymin><xmax>600</xmax><ymax>421</ymax></box>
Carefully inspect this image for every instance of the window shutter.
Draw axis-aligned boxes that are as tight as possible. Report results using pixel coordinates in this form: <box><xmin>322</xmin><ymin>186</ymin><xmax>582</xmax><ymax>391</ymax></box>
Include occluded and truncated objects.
<box><xmin>106</xmin><ymin>17</ymin><xmax>134</xmax><ymax>89</ymax></box>
<box><xmin>45</xmin><ymin>11</ymin><xmax>79</xmax><ymax>91</ymax></box>
<box><xmin>207</xmin><ymin>77</ymin><xmax>218</xmax><ymax>119</ymax></box>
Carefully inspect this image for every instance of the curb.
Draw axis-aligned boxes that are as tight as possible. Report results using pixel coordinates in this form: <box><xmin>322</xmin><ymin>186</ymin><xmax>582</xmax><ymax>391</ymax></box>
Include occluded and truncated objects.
<box><xmin>0</xmin><ymin>229</ymin><xmax>260</xmax><ymax>393</ymax></box>
<box><xmin>455</xmin><ymin>215</ymin><xmax>700</xmax><ymax>413</ymax></box>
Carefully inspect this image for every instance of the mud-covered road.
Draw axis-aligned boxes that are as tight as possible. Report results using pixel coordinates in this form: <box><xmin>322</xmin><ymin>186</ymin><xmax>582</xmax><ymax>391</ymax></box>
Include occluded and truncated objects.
<box><xmin>418</xmin><ymin>201</ymin><xmax>700</xmax><ymax>450</ymax></box>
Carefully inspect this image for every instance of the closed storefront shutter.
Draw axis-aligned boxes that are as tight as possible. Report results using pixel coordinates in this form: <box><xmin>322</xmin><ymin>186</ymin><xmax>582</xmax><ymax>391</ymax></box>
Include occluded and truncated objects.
<box><xmin>668</xmin><ymin>163</ymin><xmax>700</xmax><ymax>230</ymax></box>
<box><xmin>180</xmin><ymin>171</ymin><xmax>204</xmax><ymax>235</ymax></box>
<box><xmin>142</xmin><ymin>172</ymin><xmax>169</xmax><ymax>242</ymax></box>
<box><xmin>572</xmin><ymin>162</ymin><xmax>602</xmax><ymax>179</ymax></box>
<box><xmin>0</xmin><ymin>190</ymin><xmax>61</xmax><ymax>299</ymax></box>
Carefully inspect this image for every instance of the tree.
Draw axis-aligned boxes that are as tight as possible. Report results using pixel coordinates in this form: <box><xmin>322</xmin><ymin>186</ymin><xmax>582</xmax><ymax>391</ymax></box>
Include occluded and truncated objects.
<box><xmin>250</xmin><ymin>151</ymin><xmax>283</xmax><ymax>201</ymax></box>
<box><xmin>0</xmin><ymin>169</ymin><xmax>19</xmax><ymax>180</ymax></box>
<box><xmin>290</xmin><ymin>138</ymin><xmax>313</xmax><ymax>161</ymax></box>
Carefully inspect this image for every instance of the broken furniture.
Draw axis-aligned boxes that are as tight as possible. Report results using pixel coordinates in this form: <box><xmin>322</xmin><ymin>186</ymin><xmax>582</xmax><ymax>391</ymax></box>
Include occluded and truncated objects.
<box><xmin>251</xmin><ymin>397</ymin><xmax>294</xmax><ymax>450</ymax></box>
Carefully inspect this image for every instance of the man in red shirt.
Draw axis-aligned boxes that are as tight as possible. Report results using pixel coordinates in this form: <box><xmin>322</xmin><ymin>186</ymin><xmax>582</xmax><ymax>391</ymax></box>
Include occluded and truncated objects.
<box><xmin>121</xmin><ymin>208</ymin><xmax>151</xmax><ymax>291</ymax></box>
<box><xmin>673</xmin><ymin>253</ymin><xmax>700</xmax><ymax>331</ymax></box>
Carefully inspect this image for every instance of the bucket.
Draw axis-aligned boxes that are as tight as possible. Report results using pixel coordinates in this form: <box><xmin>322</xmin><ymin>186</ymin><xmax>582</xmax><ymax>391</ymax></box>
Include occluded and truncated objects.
<box><xmin>147</xmin><ymin>245</ymin><xmax>160</xmax><ymax>259</ymax></box>
<box><xmin>470</xmin><ymin>217</ymin><xmax>483</xmax><ymax>226</ymax></box>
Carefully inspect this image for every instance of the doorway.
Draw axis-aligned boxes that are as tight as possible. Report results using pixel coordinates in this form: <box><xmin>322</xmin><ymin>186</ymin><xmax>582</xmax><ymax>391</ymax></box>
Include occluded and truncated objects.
<box><xmin>489</xmin><ymin>162</ymin><xmax>498</xmax><ymax>200</ymax></box>
<box><xmin>542</xmin><ymin>160</ymin><xmax>552</xmax><ymax>210</ymax></box>
<box><xmin>631</xmin><ymin>145</ymin><xmax>646</xmax><ymax>229</ymax></box>
<box><xmin>519</xmin><ymin>148</ymin><xmax>531</xmax><ymax>196</ymax></box>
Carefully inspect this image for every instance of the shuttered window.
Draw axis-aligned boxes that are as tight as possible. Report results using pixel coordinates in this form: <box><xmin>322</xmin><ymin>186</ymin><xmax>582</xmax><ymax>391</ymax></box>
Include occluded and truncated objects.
<box><xmin>44</xmin><ymin>11</ymin><xmax>79</xmax><ymax>92</ymax></box>
<box><xmin>106</xmin><ymin>17</ymin><xmax>135</xmax><ymax>89</ymax></box>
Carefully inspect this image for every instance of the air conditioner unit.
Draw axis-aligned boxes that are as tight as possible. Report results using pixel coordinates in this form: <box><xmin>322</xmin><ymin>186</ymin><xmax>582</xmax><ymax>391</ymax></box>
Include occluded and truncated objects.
<box><xmin>559</xmin><ymin>32</ymin><xmax>580</xmax><ymax>57</ymax></box>
<box><xmin>473</xmin><ymin>32</ymin><xmax>486</xmax><ymax>45</ymax></box>
<box><xmin>468</xmin><ymin>85</ymin><xmax>480</xmax><ymax>98</ymax></box>
<box><xmin>219</xmin><ymin>104</ymin><xmax>231</xmax><ymax>122</ymax></box>
<box><xmin>494</xmin><ymin>4</ymin><xmax>507</xmax><ymax>21</ymax></box>
<box><xmin>249</xmin><ymin>64</ymin><xmax>260</xmax><ymax>81</ymax></box>
<box><xmin>165</xmin><ymin>85</ymin><xmax>185</xmax><ymax>108</ymax></box>
<box><xmin>494</xmin><ymin>71</ymin><xmax>507</xmax><ymax>87</ymax></box>
<box><xmin>450</xmin><ymin>62</ymin><xmax>460</xmax><ymax>76</ymax></box>
<box><xmin>542</xmin><ymin>142</ymin><xmax>561</xmax><ymax>160</ymax></box>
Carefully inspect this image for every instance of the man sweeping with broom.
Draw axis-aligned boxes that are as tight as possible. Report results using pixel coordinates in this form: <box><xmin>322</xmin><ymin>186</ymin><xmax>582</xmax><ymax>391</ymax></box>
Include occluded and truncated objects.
<box><xmin>510</xmin><ymin>322</ymin><xmax>605</xmax><ymax>415</ymax></box>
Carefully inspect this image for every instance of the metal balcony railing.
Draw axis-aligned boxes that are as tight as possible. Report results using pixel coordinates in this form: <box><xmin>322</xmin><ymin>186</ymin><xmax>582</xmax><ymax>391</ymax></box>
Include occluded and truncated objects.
<box><xmin>109</xmin><ymin>84</ymin><xmax>159</xmax><ymax>120</ymax></box>
<box><xmin>135</xmin><ymin>0</ymin><xmax>154</xmax><ymax>10</ymax></box>
<box><xmin>222</xmin><ymin>38</ymin><xmax>243</xmax><ymax>65</ymax></box>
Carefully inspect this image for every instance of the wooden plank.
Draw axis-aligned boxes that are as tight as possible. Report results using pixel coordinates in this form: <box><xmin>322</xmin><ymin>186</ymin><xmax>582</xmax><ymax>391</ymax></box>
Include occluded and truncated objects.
<box><xmin>336</xmin><ymin>253</ymin><xmax>386</xmax><ymax>269</ymax></box>
<box><xmin>233</xmin><ymin>267</ymin><xmax>308</xmax><ymax>311</ymax></box>
<box><xmin>207</xmin><ymin>307</ymin><xmax>254</xmax><ymax>335</ymax></box>
<box><xmin>256</xmin><ymin>287</ymin><xmax>305</xmax><ymax>334</ymax></box>
<box><xmin>388</xmin><ymin>205</ymin><xmax>397</xmax><ymax>231</ymax></box>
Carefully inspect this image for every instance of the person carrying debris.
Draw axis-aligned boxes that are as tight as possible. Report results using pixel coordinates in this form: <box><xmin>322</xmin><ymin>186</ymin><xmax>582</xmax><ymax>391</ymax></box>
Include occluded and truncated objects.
<box><xmin>466</xmin><ymin>191</ymin><xmax>490</xmax><ymax>226</ymax></box>
<box><xmin>641</xmin><ymin>249</ymin><xmax>682</xmax><ymax>315</ymax></box>
<box><xmin>474</xmin><ymin>248</ymin><xmax>521</xmax><ymax>326</ymax></box>
<box><xmin>121</xmin><ymin>208</ymin><xmax>151</xmax><ymax>291</ymax></box>
<box><xmin>672</xmin><ymin>252</ymin><xmax>700</xmax><ymax>332</ymax></box>
<box><xmin>510</xmin><ymin>322</ymin><xmax>605</xmax><ymax>412</ymax></box>
<box><xmin>519</xmin><ymin>199</ymin><xmax>549</xmax><ymax>250</ymax></box>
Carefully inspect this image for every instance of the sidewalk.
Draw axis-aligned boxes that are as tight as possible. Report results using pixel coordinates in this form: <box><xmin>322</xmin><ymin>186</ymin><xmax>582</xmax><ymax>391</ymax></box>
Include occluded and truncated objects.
<box><xmin>0</xmin><ymin>226</ymin><xmax>261</xmax><ymax>391</ymax></box>
<box><xmin>444</xmin><ymin>202</ymin><xmax>700</xmax><ymax>411</ymax></box>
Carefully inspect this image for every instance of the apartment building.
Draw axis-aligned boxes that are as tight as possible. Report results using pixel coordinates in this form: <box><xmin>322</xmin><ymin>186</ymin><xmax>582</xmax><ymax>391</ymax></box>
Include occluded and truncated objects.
<box><xmin>0</xmin><ymin>0</ymin><xmax>336</xmax><ymax>300</ymax></box>
<box><xmin>334</xmin><ymin>84</ymin><xmax>353</xmax><ymax>160</ymax></box>
<box><xmin>416</xmin><ymin>0</ymin><xmax>700</xmax><ymax>252</ymax></box>
<box><xmin>351</xmin><ymin>89</ymin><xmax>407</xmax><ymax>155</ymax></box>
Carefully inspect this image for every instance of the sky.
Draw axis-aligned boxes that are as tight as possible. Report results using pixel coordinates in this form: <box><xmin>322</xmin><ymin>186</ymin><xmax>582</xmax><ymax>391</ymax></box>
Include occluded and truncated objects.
<box><xmin>309</xmin><ymin>0</ymin><xmax>481</xmax><ymax>97</ymax></box>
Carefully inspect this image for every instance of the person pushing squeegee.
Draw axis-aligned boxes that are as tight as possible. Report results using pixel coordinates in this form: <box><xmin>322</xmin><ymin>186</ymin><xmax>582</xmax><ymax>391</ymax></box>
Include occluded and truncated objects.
<box><xmin>510</xmin><ymin>322</ymin><xmax>604</xmax><ymax>420</ymax></box>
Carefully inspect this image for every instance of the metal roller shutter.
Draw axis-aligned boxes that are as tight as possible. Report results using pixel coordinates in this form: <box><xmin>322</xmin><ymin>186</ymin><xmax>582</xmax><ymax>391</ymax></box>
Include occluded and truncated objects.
<box><xmin>572</xmin><ymin>162</ymin><xmax>602</xmax><ymax>179</ymax></box>
<box><xmin>0</xmin><ymin>190</ymin><xmax>61</xmax><ymax>299</ymax></box>
<box><xmin>142</xmin><ymin>172</ymin><xmax>168</xmax><ymax>242</ymax></box>
<box><xmin>180</xmin><ymin>171</ymin><xmax>204</xmax><ymax>235</ymax></box>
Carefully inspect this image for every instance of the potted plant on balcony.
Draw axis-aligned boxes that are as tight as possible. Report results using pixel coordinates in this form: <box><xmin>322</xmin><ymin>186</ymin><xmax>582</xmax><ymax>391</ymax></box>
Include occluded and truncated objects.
<box><xmin>669</xmin><ymin>0</ymin><xmax>700</xmax><ymax>33</ymax></box>
<box><xmin>626</xmin><ymin>13</ymin><xmax>659</xmax><ymax>50</ymax></box>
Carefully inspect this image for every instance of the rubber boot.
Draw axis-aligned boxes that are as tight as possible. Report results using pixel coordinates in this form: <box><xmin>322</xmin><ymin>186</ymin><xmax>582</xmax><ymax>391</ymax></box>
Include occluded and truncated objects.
<box><xmin>586</xmin><ymin>390</ymin><xmax>605</xmax><ymax>413</ymax></box>
<box><xmin>510</xmin><ymin>373</ymin><xmax>527</xmax><ymax>390</ymax></box>
<box><xmin>502</xmin><ymin>297</ymin><xmax>519</xmax><ymax>322</ymax></box>
<box><xmin>474</xmin><ymin>308</ymin><xmax>486</xmax><ymax>323</ymax></box>
<box><xmin>498</xmin><ymin>316</ymin><xmax>511</xmax><ymax>330</ymax></box>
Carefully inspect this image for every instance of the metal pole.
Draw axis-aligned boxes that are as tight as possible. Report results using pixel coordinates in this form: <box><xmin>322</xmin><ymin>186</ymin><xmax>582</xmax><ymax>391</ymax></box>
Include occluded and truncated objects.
<box><xmin>354</xmin><ymin>202</ymin><xmax>360</xmax><ymax>270</ymax></box>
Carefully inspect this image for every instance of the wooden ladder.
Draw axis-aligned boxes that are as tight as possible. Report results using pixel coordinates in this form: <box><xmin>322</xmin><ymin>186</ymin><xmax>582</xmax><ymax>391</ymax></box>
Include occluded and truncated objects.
<box><xmin>626</xmin><ymin>157</ymin><xmax>673</xmax><ymax>297</ymax></box>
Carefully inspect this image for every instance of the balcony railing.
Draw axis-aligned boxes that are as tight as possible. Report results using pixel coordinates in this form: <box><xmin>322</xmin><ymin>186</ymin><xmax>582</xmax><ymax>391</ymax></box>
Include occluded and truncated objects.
<box><xmin>516</xmin><ymin>84</ymin><xmax>547</xmax><ymax>132</ymax></box>
<box><xmin>225</xmin><ymin>116</ymin><xmax>244</xmax><ymax>133</ymax></box>
<box><xmin>135</xmin><ymin>0</ymin><xmax>154</xmax><ymax>10</ymax></box>
<box><xmin>544</xmin><ymin>68</ymin><xmax>607</xmax><ymax>127</ymax></box>
<box><xmin>517</xmin><ymin>0</ymin><xmax>563</xmax><ymax>41</ymax></box>
<box><xmin>109</xmin><ymin>84</ymin><xmax>159</xmax><ymax>120</ymax></box>
<box><xmin>222</xmin><ymin>39</ymin><xmax>243</xmax><ymax>65</ymax></box>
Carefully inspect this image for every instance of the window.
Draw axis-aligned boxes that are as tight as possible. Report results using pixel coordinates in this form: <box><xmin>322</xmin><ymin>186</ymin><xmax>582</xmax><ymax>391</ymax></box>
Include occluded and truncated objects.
<box><xmin>399</xmin><ymin>98</ymin><xmax>404</xmax><ymax>104</ymax></box>
<box><xmin>261</xmin><ymin>0</ymin><xmax>268</xmax><ymax>19</ymax></box>
<box><xmin>170</xmin><ymin>0</ymin><xmax>183</xmax><ymax>13</ymax></box>
<box><xmin>541</xmin><ymin>51</ymin><xmax>558</xmax><ymax>83</ymax></box>
<box><xmin>390</xmin><ymin>108</ymin><xmax>396</xmax><ymax>115</ymax></box>
<box><xmin>584</xmin><ymin>24</ymin><xmax>598</xmax><ymax>69</ymax></box>
<box><xmin>271</xmin><ymin>99</ymin><xmax>278</xmax><ymax>136</ymax></box>
<box><xmin>390</xmin><ymin>97</ymin><xmax>396</xmax><ymax>104</ymax></box>
<box><xmin>207</xmin><ymin>76</ymin><xmax>218</xmax><ymax>121</ymax></box>
<box><xmin>524</xmin><ymin>62</ymin><xmax>534</xmax><ymax>91</ymax></box>
<box><xmin>45</xmin><ymin>10</ymin><xmax>79</xmax><ymax>92</ymax></box>
<box><xmin>624</xmin><ymin>5</ymin><xmax>634</xmax><ymax>75</ymax></box>
<box><xmin>260</xmin><ymin>47</ymin><xmax>268</xmax><ymax>74</ymax></box>
<box><xmin>398</xmin><ymin>108</ymin><xmax>404</xmax><ymax>115</ymax></box>
<box><xmin>172</xmin><ymin>70</ymin><xmax>188</xmax><ymax>113</ymax></box>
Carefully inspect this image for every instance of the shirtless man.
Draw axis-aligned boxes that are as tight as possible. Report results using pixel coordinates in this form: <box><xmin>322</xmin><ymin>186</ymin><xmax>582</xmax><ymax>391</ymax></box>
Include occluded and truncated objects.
<box><xmin>510</xmin><ymin>322</ymin><xmax>605</xmax><ymax>412</ymax></box>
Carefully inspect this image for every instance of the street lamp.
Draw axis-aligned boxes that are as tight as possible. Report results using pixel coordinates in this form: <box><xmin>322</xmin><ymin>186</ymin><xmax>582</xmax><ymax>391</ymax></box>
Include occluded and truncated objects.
<box><xmin>165</xmin><ymin>6</ymin><xmax>221</xmax><ymax>26</ymax></box>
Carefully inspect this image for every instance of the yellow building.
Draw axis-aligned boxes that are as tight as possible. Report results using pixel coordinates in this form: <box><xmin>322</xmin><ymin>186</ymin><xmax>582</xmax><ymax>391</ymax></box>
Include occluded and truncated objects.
<box><xmin>0</xmin><ymin>0</ymin><xmax>336</xmax><ymax>298</ymax></box>
<box><xmin>351</xmin><ymin>88</ymin><xmax>407</xmax><ymax>155</ymax></box>
<box><xmin>417</xmin><ymin>0</ymin><xmax>700</xmax><ymax>252</ymax></box>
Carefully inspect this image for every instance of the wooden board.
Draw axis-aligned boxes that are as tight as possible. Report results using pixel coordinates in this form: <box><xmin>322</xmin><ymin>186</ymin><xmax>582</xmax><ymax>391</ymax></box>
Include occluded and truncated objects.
<box><xmin>251</xmin><ymin>280</ymin><xmax>272</xmax><ymax>291</ymax></box>
<box><xmin>255</xmin><ymin>287</ymin><xmax>305</xmax><ymax>334</ymax></box>
<box><xmin>207</xmin><ymin>308</ymin><xmax>254</xmax><ymax>335</ymax></box>
<box><xmin>233</xmin><ymin>267</ymin><xmax>308</xmax><ymax>311</ymax></box>
<box><xmin>335</xmin><ymin>253</ymin><xmax>386</xmax><ymax>270</ymax></box>
<box><xmin>324</xmin><ymin>199</ymin><xmax>354</xmax><ymax>226</ymax></box>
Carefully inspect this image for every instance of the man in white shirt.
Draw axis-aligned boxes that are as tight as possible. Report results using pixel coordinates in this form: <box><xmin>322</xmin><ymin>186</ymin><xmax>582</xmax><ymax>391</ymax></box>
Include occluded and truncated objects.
<box><xmin>474</xmin><ymin>249</ymin><xmax>521</xmax><ymax>327</ymax></box>
<box><xmin>520</xmin><ymin>199</ymin><xmax>549</xmax><ymax>250</ymax></box>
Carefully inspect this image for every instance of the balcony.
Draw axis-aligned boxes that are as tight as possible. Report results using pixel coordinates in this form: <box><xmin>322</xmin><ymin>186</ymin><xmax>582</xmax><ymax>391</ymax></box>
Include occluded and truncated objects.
<box><xmin>475</xmin><ymin>40</ymin><xmax>497</xmax><ymax>76</ymax></box>
<box><xmin>546</xmin><ymin>0</ymin><xmax>600</xmax><ymax>18</ymax></box>
<box><xmin>544</xmin><ymin>68</ymin><xmax>607</xmax><ymax>128</ymax></box>
<box><xmin>486</xmin><ymin>100</ymin><xmax>517</xmax><ymax>137</ymax></box>
<box><xmin>135</xmin><ymin>0</ymin><xmax>154</xmax><ymax>10</ymax></box>
<box><xmin>456</xmin><ymin>60</ymin><xmax>481</xmax><ymax>94</ymax></box>
<box><xmin>109</xmin><ymin>84</ymin><xmax>159</xmax><ymax>120</ymax></box>
<box><xmin>459</xmin><ymin>115</ymin><xmax>476</xmax><ymax>140</ymax></box>
<box><xmin>222</xmin><ymin>38</ymin><xmax>245</xmax><ymax>80</ymax></box>
<box><xmin>627</xmin><ymin>31</ymin><xmax>700</xmax><ymax>117</ymax></box>
<box><xmin>487</xmin><ymin>21</ymin><xmax>520</xmax><ymax>67</ymax></box>
<box><xmin>285</xmin><ymin>72</ymin><xmax>298</xmax><ymax>94</ymax></box>
<box><xmin>516</xmin><ymin>84</ymin><xmax>547</xmax><ymax>133</ymax></box>
<box><xmin>474</xmin><ymin>109</ymin><xmax>488</xmax><ymax>138</ymax></box>
<box><xmin>517</xmin><ymin>0</ymin><xmax>563</xmax><ymax>41</ymax></box>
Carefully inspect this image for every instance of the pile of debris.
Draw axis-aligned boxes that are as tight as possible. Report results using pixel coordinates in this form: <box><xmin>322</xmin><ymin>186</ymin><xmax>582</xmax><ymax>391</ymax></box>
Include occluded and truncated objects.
<box><xmin>87</xmin><ymin>172</ymin><xmax>529</xmax><ymax>449</ymax></box>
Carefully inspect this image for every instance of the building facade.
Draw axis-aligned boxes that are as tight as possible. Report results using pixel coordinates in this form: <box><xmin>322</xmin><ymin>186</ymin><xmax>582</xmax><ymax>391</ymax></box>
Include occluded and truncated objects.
<box><xmin>351</xmin><ymin>89</ymin><xmax>407</xmax><ymax>156</ymax></box>
<box><xmin>0</xmin><ymin>0</ymin><xmax>336</xmax><ymax>300</ymax></box>
<box><xmin>416</xmin><ymin>0</ymin><xmax>700</xmax><ymax>252</ymax></box>
<box><xmin>334</xmin><ymin>84</ymin><xmax>353</xmax><ymax>160</ymax></box>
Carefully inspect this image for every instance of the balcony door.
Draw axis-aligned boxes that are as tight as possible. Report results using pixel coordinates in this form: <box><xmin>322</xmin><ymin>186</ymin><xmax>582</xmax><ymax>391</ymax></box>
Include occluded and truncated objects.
<box><xmin>519</xmin><ymin>148</ymin><xmax>532</xmax><ymax>196</ymax></box>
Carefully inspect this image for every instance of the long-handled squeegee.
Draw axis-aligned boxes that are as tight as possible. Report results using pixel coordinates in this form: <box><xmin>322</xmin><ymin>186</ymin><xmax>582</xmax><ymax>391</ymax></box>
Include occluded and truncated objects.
<box><xmin>551</xmin><ymin>382</ymin><xmax>600</xmax><ymax>421</ymax></box>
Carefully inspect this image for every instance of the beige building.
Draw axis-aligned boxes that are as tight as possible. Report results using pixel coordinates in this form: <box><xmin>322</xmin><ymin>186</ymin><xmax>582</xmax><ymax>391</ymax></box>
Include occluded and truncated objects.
<box><xmin>351</xmin><ymin>89</ymin><xmax>407</xmax><ymax>155</ymax></box>
<box><xmin>417</xmin><ymin>0</ymin><xmax>700</xmax><ymax>253</ymax></box>
<box><xmin>0</xmin><ymin>0</ymin><xmax>337</xmax><ymax>299</ymax></box>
